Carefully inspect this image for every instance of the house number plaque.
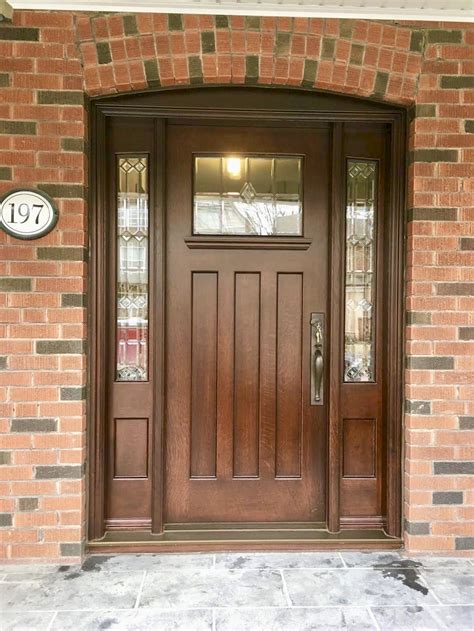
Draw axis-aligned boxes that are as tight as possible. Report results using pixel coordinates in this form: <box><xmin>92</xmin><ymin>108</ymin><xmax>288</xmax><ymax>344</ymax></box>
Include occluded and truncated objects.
<box><xmin>0</xmin><ymin>188</ymin><xmax>59</xmax><ymax>240</ymax></box>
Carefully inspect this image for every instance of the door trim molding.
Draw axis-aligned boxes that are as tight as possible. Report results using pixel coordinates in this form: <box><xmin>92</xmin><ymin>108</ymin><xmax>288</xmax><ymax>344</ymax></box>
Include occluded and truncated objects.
<box><xmin>88</xmin><ymin>86</ymin><xmax>406</xmax><ymax>545</ymax></box>
<box><xmin>184</xmin><ymin>236</ymin><xmax>313</xmax><ymax>250</ymax></box>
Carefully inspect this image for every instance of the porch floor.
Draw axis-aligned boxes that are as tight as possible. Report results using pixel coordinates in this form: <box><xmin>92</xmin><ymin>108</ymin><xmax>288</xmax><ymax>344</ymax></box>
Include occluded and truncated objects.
<box><xmin>1</xmin><ymin>551</ymin><xmax>472</xmax><ymax>630</ymax></box>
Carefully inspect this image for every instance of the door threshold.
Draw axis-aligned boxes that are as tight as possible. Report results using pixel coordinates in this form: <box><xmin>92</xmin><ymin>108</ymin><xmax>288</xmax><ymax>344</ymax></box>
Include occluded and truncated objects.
<box><xmin>88</xmin><ymin>522</ymin><xmax>402</xmax><ymax>553</ymax></box>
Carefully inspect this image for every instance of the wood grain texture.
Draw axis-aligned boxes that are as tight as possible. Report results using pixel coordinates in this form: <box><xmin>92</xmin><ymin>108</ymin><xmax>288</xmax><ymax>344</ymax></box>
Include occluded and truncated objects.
<box><xmin>342</xmin><ymin>418</ymin><xmax>376</xmax><ymax>478</ymax></box>
<box><xmin>233</xmin><ymin>273</ymin><xmax>261</xmax><ymax>478</ymax></box>
<box><xmin>191</xmin><ymin>272</ymin><xmax>218</xmax><ymax>478</ymax></box>
<box><xmin>276</xmin><ymin>273</ymin><xmax>303</xmax><ymax>478</ymax></box>
<box><xmin>164</xmin><ymin>123</ymin><xmax>329</xmax><ymax>523</ymax></box>
<box><xmin>114</xmin><ymin>418</ymin><xmax>149</xmax><ymax>478</ymax></box>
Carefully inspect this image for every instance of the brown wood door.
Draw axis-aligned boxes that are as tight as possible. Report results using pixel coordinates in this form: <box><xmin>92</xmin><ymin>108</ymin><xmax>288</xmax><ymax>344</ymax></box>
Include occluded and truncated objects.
<box><xmin>92</xmin><ymin>89</ymin><xmax>405</xmax><ymax>544</ymax></box>
<box><xmin>165</xmin><ymin>124</ymin><xmax>330</xmax><ymax>524</ymax></box>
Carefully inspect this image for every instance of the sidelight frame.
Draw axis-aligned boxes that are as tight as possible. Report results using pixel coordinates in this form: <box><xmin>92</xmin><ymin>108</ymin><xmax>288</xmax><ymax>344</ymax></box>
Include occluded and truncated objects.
<box><xmin>88</xmin><ymin>86</ymin><xmax>406</xmax><ymax>548</ymax></box>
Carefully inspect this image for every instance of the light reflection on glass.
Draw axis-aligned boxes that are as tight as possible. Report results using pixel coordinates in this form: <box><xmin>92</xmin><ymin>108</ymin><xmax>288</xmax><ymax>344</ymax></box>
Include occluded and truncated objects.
<box><xmin>194</xmin><ymin>155</ymin><xmax>303</xmax><ymax>236</ymax></box>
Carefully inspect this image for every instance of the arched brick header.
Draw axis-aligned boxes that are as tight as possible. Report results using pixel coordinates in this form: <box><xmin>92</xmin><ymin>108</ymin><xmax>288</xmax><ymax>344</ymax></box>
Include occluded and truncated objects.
<box><xmin>77</xmin><ymin>14</ymin><xmax>422</xmax><ymax>105</ymax></box>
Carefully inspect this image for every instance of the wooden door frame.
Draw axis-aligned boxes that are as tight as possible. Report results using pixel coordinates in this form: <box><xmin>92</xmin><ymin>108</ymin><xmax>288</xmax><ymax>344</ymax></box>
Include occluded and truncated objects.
<box><xmin>88</xmin><ymin>86</ymin><xmax>406</xmax><ymax>547</ymax></box>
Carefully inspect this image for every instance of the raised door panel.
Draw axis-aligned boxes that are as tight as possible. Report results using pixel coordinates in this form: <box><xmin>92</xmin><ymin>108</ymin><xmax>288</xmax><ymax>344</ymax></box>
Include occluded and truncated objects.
<box><xmin>233</xmin><ymin>272</ymin><xmax>261</xmax><ymax>478</ymax></box>
<box><xmin>190</xmin><ymin>272</ymin><xmax>218</xmax><ymax>478</ymax></box>
<box><xmin>276</xmin><ymin>273</ymin><xmax>303</xmax><ymax>478</ymax></box>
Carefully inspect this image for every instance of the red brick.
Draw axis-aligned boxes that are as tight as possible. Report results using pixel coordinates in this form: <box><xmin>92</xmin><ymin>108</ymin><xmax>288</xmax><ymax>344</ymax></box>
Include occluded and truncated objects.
<box><xmin>10</xmin><ymin>544</ymin><xmax>60</xmax><ymax>559</ymax></box>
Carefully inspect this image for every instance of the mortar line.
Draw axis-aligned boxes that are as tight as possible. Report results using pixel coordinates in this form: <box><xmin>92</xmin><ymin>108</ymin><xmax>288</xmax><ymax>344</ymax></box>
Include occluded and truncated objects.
<box><xmin>338</xmin><ymin>552</ymin><xmax>348</xmax><ymax>568</ymax></box>
<box><xmin>419</xmin><ymin>570</ymin><xmax>444</xmax><ymax>606</ymax></box>
<box><xmin>46</xmin><ymin>611</ymin><xmax>58</xmax><ymax>631</ymax></box>
<box><xmin>367</xmin><ymin>606</ymin><xmax>381</xmax><ymax>631</ymax></box>
<box><xmin>133</xmin><ymin>570</ymin><xmax>147</xmax><ymax>609</ymax></box>
<box><xmin>279</xmin><ymin>570</ymin><xmax>293</xmax><ymax>607</ymax></box>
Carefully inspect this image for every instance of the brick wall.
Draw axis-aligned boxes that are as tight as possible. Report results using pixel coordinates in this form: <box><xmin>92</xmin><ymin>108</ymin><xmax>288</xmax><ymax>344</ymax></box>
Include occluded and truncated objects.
<box><xmin>0</xmin><ymin>11</ymin><xmax>472</xmax><ymax>561</ymax></box>
<box><xmin>0</xmin><ymin>11</ymin><xmax>87</xmax><ymax>561</ymax></box>
<box><xmin>405</xmin><ymin>25</ymin><xmax>474</xmax><ymax>552</ymax></box>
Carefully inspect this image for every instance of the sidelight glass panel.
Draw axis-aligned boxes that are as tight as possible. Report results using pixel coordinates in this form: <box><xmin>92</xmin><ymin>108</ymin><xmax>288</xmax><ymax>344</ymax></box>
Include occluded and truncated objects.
<box><xmin>344</xmin><ymin>159</ymin><xmax>377</xmax><ymax>382</ymax></box>
<box><xmin>194</xmin><ymin>155</ymin><xmax>303</xmax><ymax>235</ymax></box>
<box><xmin>116</xmin><ymin>156</ymin><xmax>149</xmax><ymax>381</ymax></box>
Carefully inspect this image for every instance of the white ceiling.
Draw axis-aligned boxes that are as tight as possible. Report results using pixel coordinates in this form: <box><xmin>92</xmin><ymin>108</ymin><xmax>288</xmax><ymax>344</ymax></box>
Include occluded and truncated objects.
<box><xmin>8</xmin><ymin>0</ymin><xmax>474</xmax><ymax>22</ymax></box>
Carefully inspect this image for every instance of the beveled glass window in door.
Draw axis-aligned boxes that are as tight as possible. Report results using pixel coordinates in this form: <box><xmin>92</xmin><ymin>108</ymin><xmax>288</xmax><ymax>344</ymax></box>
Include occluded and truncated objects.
<box><xmin>116</xmin><ymin>156</ymin><xmax>149</xmax><ymax>381</ymax></box>
<box><xmin>194</xmin><ymin>155</ymin><xmax>303</xmax><ymax>235</ymax></box>
<box><xmin>344</xmin><ymin>160</ymin><xmax>377</xmax><ymax>382</ymax></box>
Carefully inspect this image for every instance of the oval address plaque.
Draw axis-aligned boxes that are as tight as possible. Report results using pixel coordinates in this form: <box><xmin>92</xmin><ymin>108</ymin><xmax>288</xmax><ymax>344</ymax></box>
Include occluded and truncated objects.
<box><xmin>0</xmin><ymin>188</ymin><xmax>59</xmax><ymax>240</ymax></box>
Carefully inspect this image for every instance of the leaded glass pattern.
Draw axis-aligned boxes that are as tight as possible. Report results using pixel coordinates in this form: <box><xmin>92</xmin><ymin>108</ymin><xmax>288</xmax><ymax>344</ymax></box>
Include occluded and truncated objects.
<box><xmin>116</xmin><ymin>156</ymin><xmax>149</xmax><ymax>381</ymax></box>
<box><xmin>194</xmin><ymin>155</ymin><xmax>303</xmax><ymax>235</ymax></box>
<box><xmin>344</xmin><ymin>160</ymin><xmax>377</xmax><ymax>382</ymax></box>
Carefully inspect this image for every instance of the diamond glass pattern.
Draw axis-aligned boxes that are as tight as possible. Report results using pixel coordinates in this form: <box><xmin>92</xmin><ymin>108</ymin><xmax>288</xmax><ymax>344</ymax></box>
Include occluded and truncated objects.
<box><xmin>344</xmin><ymin>160</ymin><xmax>376</xmax><ymax>382</ymax></box>
<box><xmin>116</xmin><ymin>157</ymin><xmax>149</xmax><ymax>381</ymax></box>
<box><xmin>193</xmin><ymin>155</ymin><xmax>303</xmax><ymax>235</ymax></box>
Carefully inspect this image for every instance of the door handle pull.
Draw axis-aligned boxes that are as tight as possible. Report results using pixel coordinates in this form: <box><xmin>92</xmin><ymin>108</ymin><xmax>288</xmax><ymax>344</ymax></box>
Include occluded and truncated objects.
<box><xmin>314</xmin><ymin>348</ymin><xmax>323</xmax><ymax>402</ymax></box>
<box><xmin>311</xmin><ymin>313</ymin><xmax>324</xmax><ymax>405</ymax></box>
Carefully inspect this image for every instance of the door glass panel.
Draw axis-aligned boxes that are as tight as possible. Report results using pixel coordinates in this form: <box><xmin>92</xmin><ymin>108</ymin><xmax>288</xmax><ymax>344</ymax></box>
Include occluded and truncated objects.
<box><xmin>116</xmin><ymin>156</ymin><xmax>149</xmax><ymax>381</ymax></box>
<box><xmin>344</xmin><ymin>159</ymin><xmax>377</xmax><ymax>382</ymax></box>
<box><xmin>194</xmin><ymin>155</ymin><xmax>303</xmax><ymax>235</ymax></box>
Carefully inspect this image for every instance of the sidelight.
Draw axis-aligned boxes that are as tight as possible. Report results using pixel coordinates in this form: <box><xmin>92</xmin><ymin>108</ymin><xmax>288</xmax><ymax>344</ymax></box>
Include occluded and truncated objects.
<box><xmin>193</xmin><ymin>155</ymin><xmax>303</xmax><ymax>235</ymax></box>
<box><xmin>115</xmin><ymin>156</ymin><xmax>149</xmax><ymax>381</ymax></box>
<box><xmin>344</xmin><ymin>160</ymin><xmax>377</xmax><ymax>382</ymax></box>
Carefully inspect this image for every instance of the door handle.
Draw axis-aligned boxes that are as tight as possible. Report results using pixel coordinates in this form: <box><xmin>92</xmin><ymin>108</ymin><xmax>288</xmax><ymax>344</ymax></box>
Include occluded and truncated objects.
<box><xmin>311</xmin><ymin>313</ymin><xmax>324</xmax><ymax>405</ymax></box>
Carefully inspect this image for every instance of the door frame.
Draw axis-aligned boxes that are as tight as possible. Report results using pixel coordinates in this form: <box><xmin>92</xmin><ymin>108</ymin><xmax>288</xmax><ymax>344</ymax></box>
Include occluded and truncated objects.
<box><xmin>88</xmin><ymin>86</ymin><xmax>406</xmax><ymax>548</ymax></box>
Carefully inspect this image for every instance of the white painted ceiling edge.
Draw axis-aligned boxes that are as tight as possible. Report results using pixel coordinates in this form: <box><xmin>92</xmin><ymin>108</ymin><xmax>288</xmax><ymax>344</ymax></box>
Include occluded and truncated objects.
<box><xmin>7</xmin><ymin>0</ymin><xmax>474</xmax><ymax>23</ymax></box>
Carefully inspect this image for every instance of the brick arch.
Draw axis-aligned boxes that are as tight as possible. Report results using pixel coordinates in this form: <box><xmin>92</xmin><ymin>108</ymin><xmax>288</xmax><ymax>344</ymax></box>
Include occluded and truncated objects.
<box><xmin>77</xmin><ymin>13</ymin><xmax>422</xmax><ymax>106</ymax></box>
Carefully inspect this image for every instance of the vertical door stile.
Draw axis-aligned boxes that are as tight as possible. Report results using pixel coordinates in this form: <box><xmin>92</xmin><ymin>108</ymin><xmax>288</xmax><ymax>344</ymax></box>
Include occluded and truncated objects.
<box><xmin>151</xmin><ymin>117</ymin><xmax>166</xmax><ymax>533</ymax></box>
<box><xmin>328</xmin><ymin>121</ymin><xmax>344</xmax><ymax>533</ymax></box>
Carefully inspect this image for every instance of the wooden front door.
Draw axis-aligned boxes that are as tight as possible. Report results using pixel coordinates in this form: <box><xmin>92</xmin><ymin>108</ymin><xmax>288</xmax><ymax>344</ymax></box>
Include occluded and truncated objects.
<box><xmin>165</xmin><ymin>124</ymin><xmax>329</xmax><ymax>523</ymax></box>
<box><xmin>90</xmin><ymin>87</ymin><xmax>405</xmax><ymax>545</ymax></box>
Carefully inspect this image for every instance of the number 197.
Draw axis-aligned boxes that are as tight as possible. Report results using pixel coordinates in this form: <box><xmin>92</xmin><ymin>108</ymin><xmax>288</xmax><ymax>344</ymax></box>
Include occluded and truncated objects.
<box><xmin>9</xmin><ymin>202</ymin><xmax>44</xmax><ymax>224</ymax></box>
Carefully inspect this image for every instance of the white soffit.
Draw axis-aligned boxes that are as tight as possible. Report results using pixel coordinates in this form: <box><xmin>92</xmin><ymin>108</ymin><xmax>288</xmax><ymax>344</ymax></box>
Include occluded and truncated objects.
<box><xmin>8</xmin><ymin>0</ymin><xmax>474</xmax><ymax>23</ymax></box>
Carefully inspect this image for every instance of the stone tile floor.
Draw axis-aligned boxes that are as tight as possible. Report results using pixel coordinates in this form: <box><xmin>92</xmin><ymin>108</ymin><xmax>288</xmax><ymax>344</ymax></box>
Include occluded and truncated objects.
<box><xmin>0</xmin><ymin>551</ymin><xmax>472</xmax><ymax>630</ymax></box>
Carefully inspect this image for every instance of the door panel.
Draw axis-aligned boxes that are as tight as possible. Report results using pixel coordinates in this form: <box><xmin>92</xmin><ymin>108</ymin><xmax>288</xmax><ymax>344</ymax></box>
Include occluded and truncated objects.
<box><xmin>275</xmin><ymin>272</ymin><xmax>303</xmax><ymax>478</ymax></box>
<box><xmin>165</xmin><ymin>125</ymin><xmax>329</xmax><ymax>524</ymax></box>
<box><xmin>233</xmin><ymin>272</ymin><xmax>260</xmax><ymax>478</ymax></box>
<box><xmin>190</xmin><ymin>271</ymin><xmax>218</xmax><ymax>478</ymax></box>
